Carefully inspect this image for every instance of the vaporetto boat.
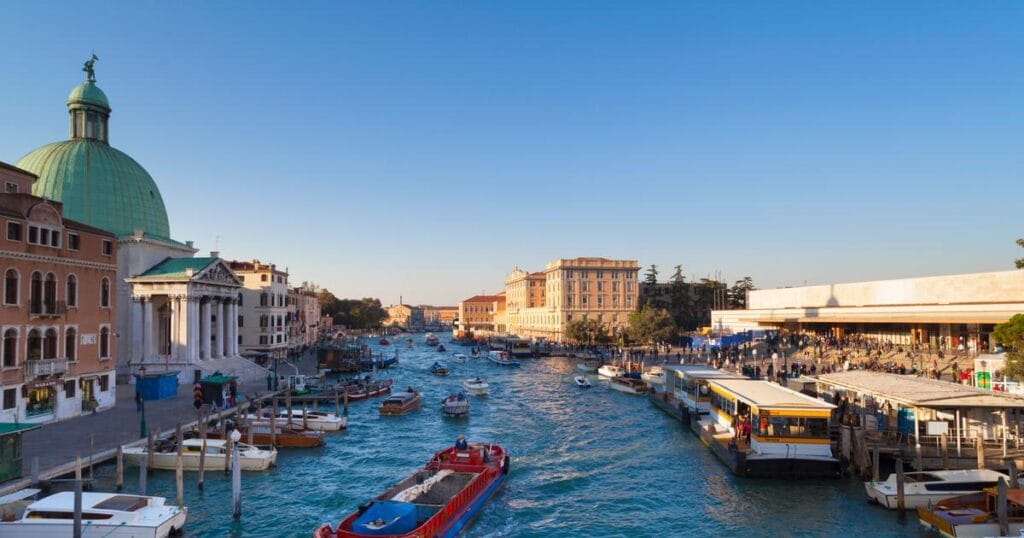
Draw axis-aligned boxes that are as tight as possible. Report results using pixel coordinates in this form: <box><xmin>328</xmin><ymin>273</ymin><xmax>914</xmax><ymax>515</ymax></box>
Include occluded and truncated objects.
<box><xmin>0</xmin><ymin>491</ymin><xmax>188</xmax><ymax>538</ymax></box>
<box><xmin>122</xmin><ymin>438</ymin><xmax>277</xmax><ymax>472</ymax></box>
<box><xmin>865</xmin><ymin>468</ymin><xmax>1008</xmax><ymax>509</ymax></box>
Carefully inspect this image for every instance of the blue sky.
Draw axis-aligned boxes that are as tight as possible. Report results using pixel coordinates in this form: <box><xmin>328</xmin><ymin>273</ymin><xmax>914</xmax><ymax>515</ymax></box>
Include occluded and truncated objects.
<box><xmin>2</xmin><ymin>2</ymin><xmax>1022</xmax><ymax>305</ymax></box>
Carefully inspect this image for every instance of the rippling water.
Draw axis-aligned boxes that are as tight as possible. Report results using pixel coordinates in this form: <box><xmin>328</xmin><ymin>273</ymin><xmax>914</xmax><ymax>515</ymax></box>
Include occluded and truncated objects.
<box><xmin>87</xmin><ymin>335</ymin><xmax>929</xmax><ymax>537</ymax></box>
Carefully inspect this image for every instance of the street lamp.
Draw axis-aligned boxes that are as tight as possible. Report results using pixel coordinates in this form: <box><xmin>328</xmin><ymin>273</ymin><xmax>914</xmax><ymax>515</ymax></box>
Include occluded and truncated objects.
<box><xmin>138</xmin><ymin>366</ymin><xmax>147</xmax><ymax>438</ymax></box>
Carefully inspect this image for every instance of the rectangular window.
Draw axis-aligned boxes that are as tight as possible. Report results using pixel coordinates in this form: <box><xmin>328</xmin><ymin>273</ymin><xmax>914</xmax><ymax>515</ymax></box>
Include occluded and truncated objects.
<box><xmin>581</xmin><ymin>270</ymin><xmax>589</xmax><ymax>279</ymax></box>
<box><xmin>4</xmin><ymin>182</ymin><xmax>17</xmax><ymax>193</ymax></box>
<box><xmin>6</xmin><ymin>222</ymin><xmax>22</xmax><ymax>241</ymax></box>
<box><xmin>64</xmin><ymin>380</ymin><xmax>76</xmax><ymax>398</ymax></box>
<box><xmin>102</xmin><ymin>240</ymin><xmax>112</xmax><ymax>256</ymax></box>
<box><xmin>28</xmin><ymin>226</ymin><xmax>38</xmax><ymax>244</ymax></box>
<box><xmin>261</xmin><ymin>274</ymin><xmax>268</xmax><ymax>282</ymax></box>
<box><xmin>2</xmin><ymin>388</ymin><xmax>15</xmax><ymax>410</ymax></box>
<box><xmin>49</xmin><ymin>230</ymin><xmax>60</xmax><ymax>248</ymax></box>
<box><xmin>597</xmin><ymin>270</ymin><xmax>604</xmax><ymax>279</ymax></box>
<box><xmin>612</xmin><ymin>271</ymin><xmax>618</xmax><ymax>279</ymax></box>
<box><xmin>582</xmin><ymin>295</ymin><xmax>589</xmax><ymax>305</ymax></box>
<box><xmin>99</xmin><ymin>375</ymin><xmax>109</xmax><ymax>392</ymax></box>
<box><xmin>565</xmin><ymin>270</ymin><xmax>573</xmax><ymax>279</ymax></box>
<box><xmin>238</xmin><ymin>315</ymin><xmax>244</xmax><ymax>327</ymax></box>
<box><xmin>612</xmin><ymin>282</ymin><xmax>619</xmax><ymax>292</ymax></box>
<box><xmin>68</xmin><ymin>233</ymin><xmax>80</xmax><ymax>250</ymax></box>
<box><xmin>597</xmin><ymin>282</ymin><xmax>604</xmax><ymax>292</ymax></box>
<box><xmin>597</xmin><ymin>296</ymin><xmax>604</xmax><ymax>307</ymax></box>
<box><xmin>259</xmin><ymin>335</ymin><xmax>268</xmax><ymax>345</ymax></box>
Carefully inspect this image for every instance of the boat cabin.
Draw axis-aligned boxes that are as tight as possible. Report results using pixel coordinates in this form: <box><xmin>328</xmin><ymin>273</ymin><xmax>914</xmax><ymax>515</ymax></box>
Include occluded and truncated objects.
<box><xmin>665</xmin><ymin>365</ymin><xmax>745</xmax><ymax>416</ymax></box>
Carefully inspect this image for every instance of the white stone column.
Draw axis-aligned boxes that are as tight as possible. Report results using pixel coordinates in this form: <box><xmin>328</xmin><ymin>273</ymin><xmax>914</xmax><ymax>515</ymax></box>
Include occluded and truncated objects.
<box><xmin>187</xmin><ymin>297</ymin><xmax>198</xmax><ymax>362</ymax></box>
<box><xmin>213</xmin><ymin>299</ymin><xmax>225</xmax><ymax>359</ymax></box>
<box><xmin>226</xmin><ymin>300</ymin><xmax>236</xmax><ymax>357</ymax></box>
<box><xmin>201</xmin><ymin>298</ymin><xmax>211</xmax><ymax>360</ymax></box>
<box><xmin>168</xmin><ymin>296</ymin><xmax>179</xmax><ymax>361</ymax></box>
<box><xmin>232</xmin><ymin>301</ymin><xmax>240</xmax><ymax>356</ymax></box>
<box><xmin>143</xmin><ymin>297</ymin><xmax>154</xmax><ymax>360</ymax></box>
<box><xmin>131</xmin><ymin>297</ymin><xmax>143</xmax><ymax>364</ymax></box>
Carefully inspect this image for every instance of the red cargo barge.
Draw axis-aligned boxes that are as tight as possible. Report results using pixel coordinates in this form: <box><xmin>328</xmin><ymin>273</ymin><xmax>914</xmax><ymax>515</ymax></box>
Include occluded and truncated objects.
<box><xmin>314</xmin><ymin>443</ymin><xmax>509</xmax><ymax>538</ymax></box>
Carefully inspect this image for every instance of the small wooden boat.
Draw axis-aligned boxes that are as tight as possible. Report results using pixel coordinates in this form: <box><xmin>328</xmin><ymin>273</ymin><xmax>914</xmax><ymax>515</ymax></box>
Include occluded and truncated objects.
<box><xmin>452</xmin><ymin>353</ymin><xmax>468</xmax><ymax>364</ymax></box>
<box><xmin>462</xmin><ymin>378</ymin><xmax>488</xmax><ymax>395</ymax></box>
<box><xmin>123</xmin><ymin>438</ymin><xmax>277</xmax><ymax>471</ymax></box>
<box><xmin>379</xmin><ymin>338</ymin><xmax>390</xmax><ymax>345</ymax></box>
<box><xmin>341</xmin><ymin>379</ymin><xmax>394</xmax><ymax>401</ymax></box>
<box><xmin>380</xmin><ymin>389</ymin><xmax>422</xmax><ymax>415</ymax></box>
<box><xmin>313</xmin><ymin>443</ymin><xmax>509</xmax><ymax>538</ymax></box>
<box><xmin>0</xmin><ymin>491</ymin><xmax>188</xmax><ymax>537</ymax></box>
<box><xmin>609</xmin><ymin>376</ymin><xmax>650</xmax><ymax>395</ymax></box>
<box><xmin>597</xmin><ymin>364</ymin><xmax>625</xmax><ymax>379</ymax></box>
<box><xmin>253</xmin><ymin>409</ymin><xmax>347</xmax><ymax>431</ymax></box>
<box><xmin>917</xmin><ymin>484</ymin><xmax>1024</xmax><ymax>537</ymax></box>
<box><xmin>866</xmin><ymin>469</ymin><xmax>1008</xmax><ymax>510</ymax></box>
<box><xmin>205</xmin><ymin>421</ymin><xmax>326</xmax><ymax>448</ymax></box>
<box><xmin>574</xmin><ymin>376</ymin><xmax>592</xmax><ymax>388</ymax></box>
<box><xmin>430</xmin><ymin>362</ymin><xmax>450</xmax><ymax>375</ymax></box>
<box><xmin>576</xmin><ymin>359</ymin><xmax>600</xmax><ymax>373</ymax></box>
<box><xmin>487</xmin><ymin>351</ymin><xmax>520</xmax><ymax>367</ymax></box>
<box><xmin>437</xmin><ymin>344</ymin><xmax>447</xmax><ymax>352</ymax></box>
<box><xmin>441</xmin><ymin>393</ymin><xmax>470</xmax><ymax>417</ymax></box>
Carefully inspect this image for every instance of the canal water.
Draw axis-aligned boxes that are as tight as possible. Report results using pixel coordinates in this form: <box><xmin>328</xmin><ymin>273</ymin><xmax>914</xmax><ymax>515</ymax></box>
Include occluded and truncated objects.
<box><xmin>88</xmin><ymin>334</ymin><xmax>928</xmax><ymax>537</ymax></box>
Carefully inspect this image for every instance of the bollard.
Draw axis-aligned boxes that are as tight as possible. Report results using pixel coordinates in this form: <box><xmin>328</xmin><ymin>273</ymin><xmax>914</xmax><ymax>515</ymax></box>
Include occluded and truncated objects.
<box><xmin>73</xmin><ymin>457</ymin><xmax>83</xmax><ymax>538</ymax></box>
<box><xmin>895</xmin><ymin>458</ymin><xmax>906</xmax><ymax>516</ymax></box>
<box><xmin>139</xmin><ymin>446</ymin><xmax>147</xmax><ymax>496</ymax></box>
<box><xmin>30</xmin><ymin>456</ymin><xmax>39</xmax><ymax>487</ymax></box>
<box><xmin>303</xmin><ymin>403</ymin><xmax>309</xmax><ymax>431</ymax></box>
<box><xmin>286</xmin><ymin>391</ymin><xmax>293</xmax><ymax>428</ymax></box>
<box><xmin>232</xmin><ymin>434</ymin><xmax>242</xmax><ymax>519</ymax></box>
<box><xmin>941</xmin><ymin>433</ymin><xmax>949</xmax><ymax>470</ymax></box>
<box><xmin>115</xmin><ymin>446</ymin><xmax>124</xmax><ymax>491</ymax></box>
<box><xmin>344</xmin><ymin>390</ymin><xmax>349</xmax><ymax>417</ymax></box>
<box><xmin>334</xmin><ymin>393</ymin><xmax>340</xmax><ymax>418</ymax></box>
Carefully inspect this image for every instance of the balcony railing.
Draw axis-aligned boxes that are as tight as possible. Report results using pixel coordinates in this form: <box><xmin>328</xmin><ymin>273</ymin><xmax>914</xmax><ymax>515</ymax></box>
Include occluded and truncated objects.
<box><xmin>25</xmin><ymin>358</ymin><xmax>68</xmax><ymax>379</ymax></box>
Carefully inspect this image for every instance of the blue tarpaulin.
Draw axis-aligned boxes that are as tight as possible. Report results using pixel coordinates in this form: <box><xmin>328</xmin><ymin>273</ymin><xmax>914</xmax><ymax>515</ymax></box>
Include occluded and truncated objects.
<box><xmin>352</xmin><ymin>501</ymin><xmax>418</xmax><ymax>535</ymax></box>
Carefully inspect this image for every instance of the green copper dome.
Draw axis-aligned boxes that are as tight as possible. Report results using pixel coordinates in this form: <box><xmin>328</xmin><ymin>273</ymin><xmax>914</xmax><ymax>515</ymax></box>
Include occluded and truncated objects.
<box><xmin>17</xmin><ymin>140</ymin><xmax>171</xmax><ymax>239</ymax></box>
<box><xmin>16</xmin><ymin>66</ymin><xmax>172</xmax><ymax>240</ymax></box>
<box><xmin>67</xmin><ymin>81</ymin><xmax>109</xmax><ymax>110</ymax></box>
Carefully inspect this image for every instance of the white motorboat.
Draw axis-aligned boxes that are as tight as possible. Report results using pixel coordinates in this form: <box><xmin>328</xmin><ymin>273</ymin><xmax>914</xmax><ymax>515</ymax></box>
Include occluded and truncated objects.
<box><xmin>252</xmin><ymin>409</ymin><xmax>347</xmax><ymax>431</ymax></box>
<box><xmin>574</xmin><ymin>376</ymin><xmax>592</xmax><ymax>388</ymax></box>
<box><xmin>487</xmin><ymin>351</ymin><xmax>520</xmax><ymax>367</ymax></box>
<box><xmin>576</xmin><ymin>359</ymin><xmax>600</xmax><ymax>373</ymax></box>
<box><xmin>597</xmin><ymin>364</ymin><xmax>625</xmax><ymax>379</ymax></box>
<box><xmin>641</xmin><ymin>366</ymin><xmax>665</xmax><ymax>386</ymax></box>
<box><xmin>123</xmin><ymin>438</ymin><xmax>277</xmax><ymax>472</ymax></box>
<box><xmin>609</xmin><ymin>376</ymin><xmax>650</xmax><ymax>395</ymax></box>
<box><xmin>0</xmin><ymin>491</ymin><xmax>187</xmax><ymax>538</ymax></box>
<box><xmin>441</xmin><ymin>393</ymin><xmax>470</xmax><ymax>417</ymax></box>
<box><xmin>865</xmin><ymin>468</ymin><xmax>1008</xmax><ymax>509</ymax></box>
<box><xmin>453</xmin><ymin>353</ymin><xmax>468</xmax><ymax>363</ymax></box>
<box><xmin>462</xmin><ymin>378</ymin><xmax>489</xmax><ymax>395</ymax></box>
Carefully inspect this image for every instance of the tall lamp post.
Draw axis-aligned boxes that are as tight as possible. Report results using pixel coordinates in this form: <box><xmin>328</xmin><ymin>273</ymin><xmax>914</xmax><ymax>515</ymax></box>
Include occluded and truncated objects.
<box><xmin>138</xmin><ymin>366</ymin><xmax>147</xmax><ymax>438</ymax></box>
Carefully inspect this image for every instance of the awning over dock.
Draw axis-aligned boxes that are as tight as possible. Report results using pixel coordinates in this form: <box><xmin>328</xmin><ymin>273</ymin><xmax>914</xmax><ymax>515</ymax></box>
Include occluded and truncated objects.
<box><xmin>664</xmin><ymin>365</ymin><xmax>745</xmax><ymax>381</ymax></box>
<box><xmin>709</xmin><ymin>379</ymin><xmax>836</xmax><ymax>413</ymax></box>
<box><xmin>816</xmin><ymin>371</ymin><xmax>1024</xmax><ymax>409</ymax></box>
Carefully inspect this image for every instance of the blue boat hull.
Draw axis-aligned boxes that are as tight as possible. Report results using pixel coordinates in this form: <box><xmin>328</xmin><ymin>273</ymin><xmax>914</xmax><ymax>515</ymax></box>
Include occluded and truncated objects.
<box><xmin>438</xmin><ymin>467</ymin><xmax>508</xmax><ymax>537</ymax></box>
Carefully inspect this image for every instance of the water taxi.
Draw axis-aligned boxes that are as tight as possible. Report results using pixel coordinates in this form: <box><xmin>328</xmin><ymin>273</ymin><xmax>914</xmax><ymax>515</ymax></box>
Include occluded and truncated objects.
<box><xmin>487</xmin><ymin>351</ymin><xmax>520</xmax><ymax>367</ymax></box>
<box><xmin>430</xmin><ymin>362</ymin><xmax>450</xmax><ymax>375</ymax></box>
<box><xmin>574</xmin><ymin>376</ymin><xmax>592</xmax><ymax>388</ymax></box>
<box><xmin>462</xmin><ymin>378</ymin><xmax>489</xmax><ymax>395</ymax></box>
<box><xmin>206</xmin><ymin>421</ymin><xmax>326</xmax><ymax>448</ymax></box>
<box><xmin>122</xmin><ymin>438</ymin><xmax>277</xmax><ymax>472</ymax></box>
<box><xmin>698</xmin><ymin>379</ymin><xmax>839</xmax><ymax>478</ymax></box>
<box><xmin>380</xmin><ymin>389</ymin><xmax>422</xmax><ymax>415</ymax></box>
<box><xmin>441</xmin><ymin>393</ymin><xmax>470</xmax><ymax>417</ymax></box>
<box><xmin>866</xmin><ymin>469</ymin><xmax>1008</xmax><ymax>510</ymax></box>
<box><xmin>0</xmin><ymin>491</ymin><xmax>187</xmax><ymax>538</ymax></box>
<box><xmin>917</xmin><ymin>485</ymin><xmax>1024</xmax><ymax>537</ymax></box>
<box><xmin>425</xmin><ymin>333</ymin><xmax>440</xmax><ymax>347</ymax></box>
<box><xmin>597</xmin><ymin>364</ymin><xmax>625</xmax><ymax>379</ymax></box>
<box><xmin>313</xmin><ymin>443</ymin><xmax>509</xmax><ymax>538</ymax></box>
<box><xmin>453</xmin><ymin>353</ymin><xmax>468</xmax><ymax>363</ymax></box>
<box><xmin>664</xmin><ymin>365</ymin><xmax>746</xmax><ymax>422</ymax></box>
<box><xmin>609</xmin><ymin>376</ymin><xmax>650</xmax><ymax>395</ymax></box>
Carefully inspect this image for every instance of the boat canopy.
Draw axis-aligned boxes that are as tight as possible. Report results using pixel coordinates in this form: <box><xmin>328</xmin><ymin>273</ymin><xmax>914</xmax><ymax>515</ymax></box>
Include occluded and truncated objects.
<box><xmin>708</xmin><ymin>379</ymin><xmax>836</xmax><ymax>417</ymax></box>
<box><xmin>352</xmin><ymin>501</ymin><xmax>418</xmax><ymax>535</ymax></box>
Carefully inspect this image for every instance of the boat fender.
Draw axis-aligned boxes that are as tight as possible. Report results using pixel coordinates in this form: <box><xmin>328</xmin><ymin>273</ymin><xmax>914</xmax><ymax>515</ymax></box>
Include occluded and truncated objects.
<box><xmin>502</xmin><ymin>455</ymin><xmax>510</xmax><ymax>475</ymax></box>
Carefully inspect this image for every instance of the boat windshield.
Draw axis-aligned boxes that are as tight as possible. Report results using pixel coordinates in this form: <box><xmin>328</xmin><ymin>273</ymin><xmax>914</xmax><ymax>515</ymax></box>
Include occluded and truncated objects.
<box><xmin>753</xmin><ymin>415</ymin><xmax>829</xmax><ymax>439</ymax></box>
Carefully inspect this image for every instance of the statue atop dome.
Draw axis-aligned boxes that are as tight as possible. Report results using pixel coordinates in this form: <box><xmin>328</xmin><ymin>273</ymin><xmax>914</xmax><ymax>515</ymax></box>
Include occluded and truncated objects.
<box><xmin>83</xmin><ymin>53</ymin><xmax>99</xmax><ymax>83</ymax></box>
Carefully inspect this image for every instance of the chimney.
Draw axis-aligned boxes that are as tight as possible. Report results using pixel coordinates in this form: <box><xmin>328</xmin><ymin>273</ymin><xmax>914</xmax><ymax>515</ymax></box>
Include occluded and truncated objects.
<box><xmin>185</xmin><ymin>240</ymin><xmax>194</xmax><ymax>248</ymax></box>
<box><xmin>400</xmin><ymin>295</ymin><xmax>403</xmax><ymax>305</ymax></box>
<box><xmin>210</xmin><ymin>251</ymin><xmax>220</xmax><ymax>258</ymax></box>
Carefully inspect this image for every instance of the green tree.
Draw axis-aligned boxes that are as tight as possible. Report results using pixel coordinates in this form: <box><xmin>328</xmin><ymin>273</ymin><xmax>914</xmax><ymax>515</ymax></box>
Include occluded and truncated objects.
<box><xmin>644</xmin><ymin>264</ymin><xmax>659</xmax><ymax>285</ymax></box>
<box><xmin>627</xmin><ymin>303</ymin><xmax>677</xmax><ymax>344</ymax></box>
<box><xmin>993</xmin><ymin>314</ymin><xmax>1024</xmax><ymax>381</ymax></box>
<box><xmin>564</xmin><ymin>318</ymin><xmax>609</xmax><ymax>345</ymax></box>
<box><xmin>728</xmin><ymin>276</ymin><xmax>756</xmax><ymax>309</ymax></box>
<box><xmin>667</xmin><ymin>264</ymin><xmax>694</xmax><ymax>330</ymax></box>
<box><xmin>1016</xmin><ymin>238</ymin><xmax>1024</xmax><ymax>269</ymax></box>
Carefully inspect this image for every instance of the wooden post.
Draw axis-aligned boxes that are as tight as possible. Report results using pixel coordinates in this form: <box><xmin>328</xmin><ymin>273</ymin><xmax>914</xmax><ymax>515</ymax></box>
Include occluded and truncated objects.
<box><xmin>998</xmin><ymin>477</ymin><xmax>1009</xmax><ymax>537</ymax></box>
<box><xmin>344</xmin><ymin>390</ymin><xmax>349</xmax><ymax>417</ymax></box>
<box><xmin>30</xmin><ymin>456</ymin><xmax>39</xmax><ymax>487</ymax></box>
<box><xmin>139</xmin><ymin>446</ymin><xmax>147</xmax><ymax>496</ymax></box>
<box><xmin>978</xmin><ymin>435</ymin><xmax>986</xmax><ymax>470</ymax></box>
<box><xmin>956</xmin><ymin>409</ymin><xmax>962</xmax><ymax>457</ymax></box>
<box><xmin>146</xmin><ymin>429</ymin><xmax>155</xmax><ymax>475</ymax></box>
<box><xmin>1009</xmin><ymin>459</ymin><xmax>1020</xmax><ymax>489</ymax></box>
<box><xmin>198</xmin><ymin>410</ymin><xmax>207</xmax><ymax>490</ymax></box>
<box><xmin>313</xmin><ymin>398</ymin><xmax>319</xmax><ymax>413</ymax></box>
<box><xmin>286</xmin><ymin>391</ymin><xmax>293</xmax><ymax>428</ymax></box>
<box><xmin>270</xmin><ymin>407</ymin><xmax>278</xmax><ymax>446</ymax></box>
<box><xmin>302</xmin><ymin>402</ymin><xmax>309</xmax><ymax>431</ymax></box>
<box><xmin>89</xmin><ymin>434</ymin><xmax>95</xmax><ymax>480</ymax></box>
<box><xmin>115</xmin><ymin>445</ymin><xmax>124</xmax><ymax>491</ymax></box>
<box><xmin>895</xmin><ymin>458</ymin><xmax>906</xmax><ymax>516</ymax></box>
<box><xmin>73</xmin><ymin>457</ymin><xmax>82</xmax><ymax>538</ymax></box>
<box><xmin>231</xmin><ymin>439</ymin><xmax>242</xmax><ymax>519</ymax></box>
<box><xmin>175</xmin><ymin>423</ymin><xmax>184</xmax><ymax>509</ymax></box>
<box><xmin>915</xmin><ymin>442</ymin><xmax>923</xmax><ymax>472</ymax></box>
<box><xmin>225</xmin><ymin>431</ymin><xmax>233</xmax><ymax>475</ymax></box>
<box><xmin>941</xmin><ymin>433</ymin><xmax>949</xmax><ymax>470</ymax></box>
<box><xmin>872</xmin><ymin>446</ymin><xmax>880</xmax><ymax>483</ymax></box>
<box><xmin>1003</xmin><ymin>410</ymin><xmax>1009</xmax><ymax>458</ymax></box>
<box><xmin>334</xmin><ymin>393</ymin><xmax>340</xmax><ymax>418</ymax></box>
<box><xmin>246</xmin><ymin>413</ymin><xmax>254</xmax><ymax>446</ymax></box>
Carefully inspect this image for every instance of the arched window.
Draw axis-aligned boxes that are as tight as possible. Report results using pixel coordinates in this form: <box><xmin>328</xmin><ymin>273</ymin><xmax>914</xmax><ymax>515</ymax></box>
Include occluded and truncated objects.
<box><xmin>100</xmin><ymin>278</ymin><xmax>110</xmax><ymax>308</ymax></box>
<box><xmin>99</xmin><ymin>327</ymin><xmax>110</xmax><ymax>358</ymax></box>
<box><xmin>44</xmin><ymin>273</ymin><xmax>56</xmax><ymax>313</ymax></box>
<box><xmin>30</xmin><ymin>271</ymin><xmax>42</xmax><ymax>314</ymax></box>
<box><xmin>66</xmin><ymin>275</ymin><xmax>77</xmax><ymax>308</ymax></box>
<box><xmin>43</xmin><ymin>328</ymin><xmax>58</xmax><ymax>359</ymax></box>
<box><xmin>4</xmin><ymin>269</ymin><xmax>18</xmax><ymax>305</ymax></box>
<box><xmin>27</xmin><ymin>328</ymin><xmax>41</xmax><ymax>361</ymax></box>
<box><xmin>2</xmin><ymin>328</ymin><xmax>16</xmax><ymax>368</ymax></box>
<box><xmin>65</xmin><ymin>327</ymin><xmax>77</xmax><ymax>361</ymax></box>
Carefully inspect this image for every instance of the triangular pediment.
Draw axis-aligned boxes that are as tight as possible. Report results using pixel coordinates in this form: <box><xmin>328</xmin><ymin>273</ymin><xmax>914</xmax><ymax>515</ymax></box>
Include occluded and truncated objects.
<box><xmin>193</xmin><ymin>259</ymin><xmax>243</xmax><ymax>287</ymax></box>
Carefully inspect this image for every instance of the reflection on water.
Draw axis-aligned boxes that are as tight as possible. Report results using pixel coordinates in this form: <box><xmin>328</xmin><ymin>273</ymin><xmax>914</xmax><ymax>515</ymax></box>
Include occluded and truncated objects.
<box><xmin>85</xmin><ymin>334</ymin><xmax>926</xmax><ymax>537</ymax></box>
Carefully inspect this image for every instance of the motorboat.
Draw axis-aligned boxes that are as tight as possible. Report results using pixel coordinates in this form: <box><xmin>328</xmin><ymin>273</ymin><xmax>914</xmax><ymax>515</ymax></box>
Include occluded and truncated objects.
<box><xmin>597</xmin><ymin>364</ymin><xmax>626</xmax><ymax>379</ymax></box>
<box><xmin>0</xmin><ymin>491</ymin><xmax>188</xmax><ymax>537</ymax></box>
<box><xmin>437</xmin><ymin>344</ymin><xmax>447</xmax><ymax>353</ymax></box>
<box><xmin>340</xmin><ymin>378</ymin><xmax>394</xmax><ymax>401</ymax></box>
<box><xmin>917</xmin><ymin>484</ymin><xmax>1024</xmax><ymax>537</ymax></box>
<box><xmin>441</xmin><ymin>393</ymin><xmax>470</xmax><ymax>417</ymax></box>
<box><xmin>379</xmin><ymin>338</ymin><xmax>390</xmax><ymax>346</ymax></box>
<box><xmin>313</xmin><ymin>443</ymin><xmax>509</xmax><ymax>538</ymax></box>
<box><xmin>574</xmin><ymin>376</ymin><xmax>592</xmax><ymax>388</ymax></box>
<box><xmin>609</xmin><ymin>376</ymin><xmax>650</xmax><ymax>395</ymax></box>
<box><xmin>122</xmin><ymin>438</ymin><xmax>277</xmax><ymax>472</ymax></box>
<box><xmin>865</xmin><ymin>468</ymin><xmax>1008</xmax><ymax>510</ymax></box>
<box><xmin>380</xmin><ymin>389</ymin><xmax>422</xmax><ymax>415</ymax></box>
<box><xmin>462</xmin><ymin>378</ymin><xmax>489</xmax><ymax>396</ymax></box>
<box><xmin>205</xmin><ymin>421</ymin><xmax>326</xmax><ymax>448</ymax></box>
<box><xmin>641</xmin><ymin>366</ymin><xmax>666</xmax><ymax>386</ymax></box>
<box><xmin>253</xmin><ymin>409</ymin><xmax>347</xmax><ymax>431</ymax></box>
<box><xmin>430</xmin><ymin>362</ymin><xmax>450</xmax><ymax>376</ymax></box>
<box><xmin>576</xmin><ymin>359</ymin><xmax>600</xmax><ymax>373</ymax></box>
<box><xmin>453</xmin><ymin>353</ymin><xmax>468</xmax><ymax>364</ymax></box>
<box><xmin>487</xmin><ymin>351</ymin><xmax>520</xmax><ymax>367</ymax></box>
<box><xmin>425</xmin><ymin>333</ymin><xmax>440</xmax><ymax>347</ymax></box>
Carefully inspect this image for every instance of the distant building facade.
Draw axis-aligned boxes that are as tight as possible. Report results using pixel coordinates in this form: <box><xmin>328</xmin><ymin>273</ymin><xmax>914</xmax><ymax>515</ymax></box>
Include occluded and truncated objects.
<box><xmin>0</xmin><ymin>162</ymin><xmax>118</xmax><ymax>423</ymax></box>
<box><xmin>287</xmin><ymin>287</ymin><xmax>320</xmax><ymax>348</ymax></box>
<box><xmin>231</xmin><ymin>260</ymin><xmax>290</xmax><ymax>360</ymax></box>
<box><xmin>422</xmin><ymin>306</ymin><xmax>457</xmax><ymax>327</ymax></box>
<box><xmin>385</xmin><ymin>303</ymin><xmax>424</xmax><ymax>330</ymax></box>
<box><xmin>457</xmin><ymin>294</ymin><xmax>506</xmax><ymax>337</ymax></box>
